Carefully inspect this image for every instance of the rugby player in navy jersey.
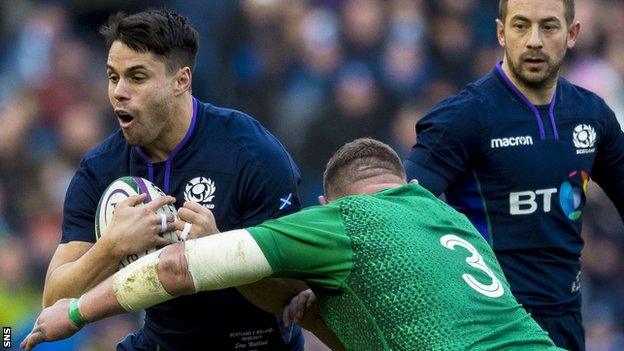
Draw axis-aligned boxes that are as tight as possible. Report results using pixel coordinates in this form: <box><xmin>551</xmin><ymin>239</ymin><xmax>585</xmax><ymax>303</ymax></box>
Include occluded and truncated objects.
<box><xmin>404</xmin><ymin>1</ymin><xmax>624</xmax><ymax>350</ymax></box>
<box><xmin>40</xmin><ymin>9</ymin><xmax>306</xmax><ymax>351</ymax></box>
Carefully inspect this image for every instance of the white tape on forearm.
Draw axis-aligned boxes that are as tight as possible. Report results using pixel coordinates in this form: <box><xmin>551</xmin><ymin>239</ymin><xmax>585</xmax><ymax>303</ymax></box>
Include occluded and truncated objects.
<box><xmin>185</xmin><ymin>229</ymin><xmax>273</xmax><ymax>292</ymax></box>
<box><xmin>159</xmin><ymin>213</ymin><xmax>167</xmax><ymax>233</ymax></box>
<box><xmin>112</xmin><ymin>249</ymin><xmax>172</xmax><ymax>312</ymax></box>
<box><xmin>180</xmin><ymin>222</ymin><xmax>192</xmax><ymax>241</ymax></box>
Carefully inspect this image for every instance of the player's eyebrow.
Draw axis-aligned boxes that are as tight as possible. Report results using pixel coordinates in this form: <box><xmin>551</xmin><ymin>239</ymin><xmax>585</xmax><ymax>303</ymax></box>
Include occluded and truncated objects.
<box><xmin>106</xmin><ymin>64</ymin><xmax>150</xmax><ymax>74</ymax></box>
<box><xmin>510</xmin><ymin>15</ymin><xmax>531</xmax><ymax>22</ymax></box>
<box><xmin>539</xmin><ymin>16</ymin><xmax>561</xmax><ymax>24</ymax></box>
<box><xmin>510</xmin><ymin>15</ymin><xmax>561</xmax><ymax>24</ymax></box>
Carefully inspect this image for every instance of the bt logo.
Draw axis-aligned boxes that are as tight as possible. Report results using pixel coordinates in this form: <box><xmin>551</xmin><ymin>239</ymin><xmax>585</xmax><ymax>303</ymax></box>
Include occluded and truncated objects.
<box><xmin>510</xmin><ymin>188</ymin><xmax>557</xmax><ymax>215</ymax></box>
<box><xmin>509</xmin><ymin>171</ymin><xmax>589</xmax><ymax>219</ymax></box>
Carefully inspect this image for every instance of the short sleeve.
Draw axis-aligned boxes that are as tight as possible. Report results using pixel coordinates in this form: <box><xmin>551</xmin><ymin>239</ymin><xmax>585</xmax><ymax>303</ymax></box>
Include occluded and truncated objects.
<box><xmin>235</xmin><ymin>130</ymin><xmax>302</xmax><ymax>227</ymax></box>
<box><xmin>60</xmin><ymin>163</ymin><xmax>100</xmax><ymax>243</ymax></box>
<box><xmin>247</xmin><ymin>204</ymin><xmax>353</xmax><ymax>290</ymax></box>
<box><xmin>405</xmin><ymin>98</ymin><xmax>481</xmax><ymax>196</ymax></box>
<box><xmin>592</xmin><ymin>104</ymin><xmax>624</xmax><ymax>218</ymax></box>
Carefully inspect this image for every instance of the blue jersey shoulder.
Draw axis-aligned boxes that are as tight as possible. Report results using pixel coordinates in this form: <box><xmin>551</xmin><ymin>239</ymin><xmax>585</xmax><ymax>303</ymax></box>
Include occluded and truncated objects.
<box><xmin>202</xmin><ymin>102</ymin><xmax>301</xmax><ymax>180</ymax></box>
<box><xmin>205</xmin><ymin>104</ymin><xmax>292</xmax><ymax>155</ymax></box>
<box><xmin>557</xmin><ymin>77</ymin><xmax>615</xmax><ymax>120</ymax></box>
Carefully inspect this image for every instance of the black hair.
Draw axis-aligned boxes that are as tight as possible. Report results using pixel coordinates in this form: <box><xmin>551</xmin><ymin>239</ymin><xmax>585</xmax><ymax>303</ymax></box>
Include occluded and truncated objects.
<box><xmin>499</xmin><ymin>0</ymin><xmax>575</xmax><ymax>25</ymax></box>
<box><xmin>100</xmin><ymin>8</ymin><xmax>198</xmax><ymax>73</ymax></box>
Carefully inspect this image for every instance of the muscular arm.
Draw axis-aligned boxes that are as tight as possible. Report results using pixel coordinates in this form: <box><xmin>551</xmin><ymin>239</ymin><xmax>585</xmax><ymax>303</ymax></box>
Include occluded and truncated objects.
<box><xmin>23</xmin><ymin>229</ymin><xmax>345</xmax><ymax>350</ymax></box>
<box><xmin>42</xmin><ymin>194</ymin><xmax>175</xmax><ymax>307</ymax></box>
<box><xmin>172</xmin><ymin>201</ymin><xmax>306</xmax><ymax>316</ymax></box>
<box><xmin>42</xmin><ymin>240</ymin><xmax>123</xmax><ymax>307</ymax></box>
<box><xmin>22</xmin><ymin>230</ymin><xmax>271</xmax><ymax>350</ymax></box>
<box><xmin>90</xmin><ymin>230</ymin><xmax>272</xmax><ymax>319</ymax></box>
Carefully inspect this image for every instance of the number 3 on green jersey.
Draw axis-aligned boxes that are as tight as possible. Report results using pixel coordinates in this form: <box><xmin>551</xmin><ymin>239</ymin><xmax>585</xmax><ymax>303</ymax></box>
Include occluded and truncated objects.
<box><xmin>440</xmin><ymin>234</ymin><xmax>505</xmax><ymax>298</ymax></box>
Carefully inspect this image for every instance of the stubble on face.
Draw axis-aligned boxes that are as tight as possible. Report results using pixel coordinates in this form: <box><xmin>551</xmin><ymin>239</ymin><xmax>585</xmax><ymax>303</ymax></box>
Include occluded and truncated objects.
<box><xmin>505</xmin><ymin>48</ymin><xmax>562</xmax><ymax>90</ymax></box>
<box><xmin>107</xmin><ymin>41</ymin><xmax>176</xmax><ymax>149</ymax></box>
<box><xmin>122</xmin><ymin>90</ymin><xmax>174</xmax><ymax>148</ymax></box>
<box><xmin>501</xmin><ymin>0</ymin><xmax>572</xmax><ymax>91</ymax></box>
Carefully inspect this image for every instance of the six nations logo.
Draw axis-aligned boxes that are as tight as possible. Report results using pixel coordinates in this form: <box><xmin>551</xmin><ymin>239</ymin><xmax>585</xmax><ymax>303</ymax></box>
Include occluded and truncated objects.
<box><xmin>184</xmin><ymin>177</ymin><xmax>216</xmax><ymax>209</ymax></box>
<box><xmin>573</xmin><ymin>124</ymin><xmax>596</xmax><ymax>154</ymax></box>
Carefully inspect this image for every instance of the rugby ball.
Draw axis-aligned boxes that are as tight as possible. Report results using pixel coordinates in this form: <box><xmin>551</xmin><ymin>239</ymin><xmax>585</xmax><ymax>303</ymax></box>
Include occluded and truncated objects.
<box><xmin>95</xmin><ymin>176</ymin><xmax>179</xmax><ymax>269</ymax></box>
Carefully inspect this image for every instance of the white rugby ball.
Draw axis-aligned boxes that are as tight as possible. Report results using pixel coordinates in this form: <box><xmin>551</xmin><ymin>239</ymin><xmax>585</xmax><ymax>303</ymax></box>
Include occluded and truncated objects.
<box><xmin>95</xmin><ymin>176</ymin><xmax>179</xmax><ymax>270</ymax></box>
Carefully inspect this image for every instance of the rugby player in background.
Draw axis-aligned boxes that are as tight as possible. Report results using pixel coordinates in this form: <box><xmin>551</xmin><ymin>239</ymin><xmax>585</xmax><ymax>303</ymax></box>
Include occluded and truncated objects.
<box><xmin>404</xmin><ymin>1</ymin><xmax>624</xmax><ymax>349</ymax></box>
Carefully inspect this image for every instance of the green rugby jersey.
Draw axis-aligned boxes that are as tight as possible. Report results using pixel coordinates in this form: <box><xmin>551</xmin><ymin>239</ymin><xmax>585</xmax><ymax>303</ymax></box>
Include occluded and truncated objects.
<box><xmin>247</xmin><ymin>184</ymin><xmax>562</xmax><ymax>350</ymax></box>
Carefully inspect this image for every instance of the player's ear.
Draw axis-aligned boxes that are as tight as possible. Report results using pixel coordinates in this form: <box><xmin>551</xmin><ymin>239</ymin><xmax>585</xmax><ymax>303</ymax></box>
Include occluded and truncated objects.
<box><xmin>318</xmin><ymin>195</ymin><xmax>328</xmax><ymax>205</ymax></box>
<box><xmin>567</xmin><ymin>20</ymin><xmax>580</xmax><ymax>49</ymax></box>
<box><xmin>496</xmin><ymin>19</ymin><xmax>506</xmax><ymax>48</ymax></box>
<box><xmin>174</xmin><ymin>67</ymin><xmax>192</xmax><ymax>96</ymax></box>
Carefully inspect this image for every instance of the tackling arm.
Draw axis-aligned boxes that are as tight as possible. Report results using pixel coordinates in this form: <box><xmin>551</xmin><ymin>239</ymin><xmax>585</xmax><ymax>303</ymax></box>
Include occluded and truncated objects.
<box><xmin>22</xmin><ymin>229</ymin><xmax>273</xmax><ymax>349</ymax></box>
<box><xmin>99</xmin><ymin>229</ymin><xmax>272</xmax><ymax>313</ymax></box>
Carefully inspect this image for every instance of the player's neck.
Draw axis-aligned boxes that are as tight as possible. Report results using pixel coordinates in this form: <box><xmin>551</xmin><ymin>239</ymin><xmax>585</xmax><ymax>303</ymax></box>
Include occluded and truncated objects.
<box><xmin>143</xmin><ymin>94</ymin><xmax>194</xmax><ymax>163</ymax></box>
<box><xmin>346</xmin><ymin>174</ymin><xmax>406</xmax><ymax>197</ymax></box>
<box><xmin>501</xmin><ymin>60</ymin><xmax>557</xmax><ymax>106</ymax></box>
<box><xmin>359</xmin><ymin>182</ymin><xmax>404</xmax><ymax>195</ymax></box>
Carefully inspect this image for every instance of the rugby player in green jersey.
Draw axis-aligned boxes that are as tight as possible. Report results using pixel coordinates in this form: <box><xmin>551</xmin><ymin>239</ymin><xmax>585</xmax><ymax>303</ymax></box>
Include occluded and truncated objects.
<box><xmin>22</xmin><ymin>138</ymin><xmax>562</xmax><ymax>351</ymax></box>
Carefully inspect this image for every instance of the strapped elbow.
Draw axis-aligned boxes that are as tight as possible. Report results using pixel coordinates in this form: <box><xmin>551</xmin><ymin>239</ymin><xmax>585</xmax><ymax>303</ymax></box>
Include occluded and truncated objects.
<box><xmin>157</xmin><ymin>242</ymin><xmax>196</xmax><ymax>296</ymax></box>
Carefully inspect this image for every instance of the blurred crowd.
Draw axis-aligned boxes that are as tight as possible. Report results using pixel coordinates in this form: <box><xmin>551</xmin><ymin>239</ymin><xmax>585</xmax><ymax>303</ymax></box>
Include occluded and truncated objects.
<box><xmin>1</xmin><ymin>0</ymin><xmax>623</xmax><ymax>350</ymax></box>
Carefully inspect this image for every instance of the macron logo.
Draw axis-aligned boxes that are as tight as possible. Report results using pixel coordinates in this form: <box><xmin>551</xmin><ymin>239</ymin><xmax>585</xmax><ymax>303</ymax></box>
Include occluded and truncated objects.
<box><xmin>491</xmin><ymin>136</ymin><xmax>533</xmax><ymax>149</ymax></box>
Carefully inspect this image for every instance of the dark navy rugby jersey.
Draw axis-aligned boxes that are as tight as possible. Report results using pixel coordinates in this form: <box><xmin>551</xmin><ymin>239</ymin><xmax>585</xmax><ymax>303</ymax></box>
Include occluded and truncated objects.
<box><xmin>405</xmin><ymin>63</ymin><xmax>624</xmax><ymax>313</ymax></box>
<box><xmin>61</xmin><ymin>97</ymin><xmax>303</xmax><ymax>350</ymax></box>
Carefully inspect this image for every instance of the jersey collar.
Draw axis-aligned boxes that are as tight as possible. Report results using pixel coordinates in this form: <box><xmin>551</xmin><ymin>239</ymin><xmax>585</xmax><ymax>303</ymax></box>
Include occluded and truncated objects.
<box><xmin>133</xmin><ymin>96</ymin><xmax>199</xmax><ymax>193</ymax></box>
<box><xmin>494</xmin><ymin>62</ymin><xmax>560</xmax><ymax>141</ymax></box>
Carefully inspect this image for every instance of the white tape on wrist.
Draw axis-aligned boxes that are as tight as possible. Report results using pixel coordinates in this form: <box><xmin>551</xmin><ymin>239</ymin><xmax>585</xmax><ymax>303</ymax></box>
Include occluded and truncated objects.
<box><xmin>159</xmin><ymin>213</ymin><xmax>168</xmax><ymax>233</ymax></box>
<box><xmin>112</xmin><ymin>249</ymin><xmax>172</xmax><ymax>312</ymax></box>
<box><xmin>185</xmin><ymin>229</ymin><xmax>273</xmax><ymax>292</ymax></box>
<box><xmin>179</xmin><ymin>222</ymin><xmax>192</xmax><ymax>241</ymax></box>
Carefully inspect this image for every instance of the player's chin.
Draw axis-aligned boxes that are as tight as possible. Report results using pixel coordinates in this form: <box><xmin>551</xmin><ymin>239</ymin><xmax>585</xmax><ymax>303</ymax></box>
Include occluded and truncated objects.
<box><xmin>520</xmin><ymin>63</ymin><xmax>545</xmax><ymax>74</ymax></box>
<box><xmin>121</xmin><ymin>130</ymin><xmax>142</xmax><ymax>146</ymax></box>
<box><xmin>519</xmin><ymin>70</ymin><xmax>550</xmax><ymax>85</ymax></box>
